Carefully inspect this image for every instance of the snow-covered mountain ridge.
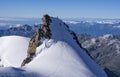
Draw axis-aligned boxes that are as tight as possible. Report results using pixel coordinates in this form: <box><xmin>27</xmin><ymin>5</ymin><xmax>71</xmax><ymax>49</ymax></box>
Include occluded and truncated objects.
<box><xmin>0</xmin><ymin>15</ymin><xmax>107</xmax><ymax>77</ymax></box>
<box><xmin>0</xmin><ymin>18</ymin><xmax>120</xmax><ymax>37</ymax></box>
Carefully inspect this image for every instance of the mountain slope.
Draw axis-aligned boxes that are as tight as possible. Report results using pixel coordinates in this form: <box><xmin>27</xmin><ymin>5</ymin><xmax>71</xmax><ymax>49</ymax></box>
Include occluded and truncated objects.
<box><xmin>25</xmin><ymin>17</ymin><xmax>107</xmax><ymax>77</ymax></box>
<box><xmin>78</xmin><ymin>34</ymin><xmax>120</xmax><ymax>77</ymax></box>
<box><xmin>0</xmin><ymin>15</ymin><xmax>107</xmax><ymax>77</ymax></box>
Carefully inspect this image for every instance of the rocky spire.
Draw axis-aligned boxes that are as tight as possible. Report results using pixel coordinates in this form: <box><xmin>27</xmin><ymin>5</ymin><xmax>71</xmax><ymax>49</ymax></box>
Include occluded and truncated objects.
<box><xmin>21</xmin><ymin>14</ymin><xmax>52</xmax><ymax>66</ymax></box>
<box><xmin>41</xmin><ymin>14</ymin><xmax>52</xmax><ymax>39</ymax></box>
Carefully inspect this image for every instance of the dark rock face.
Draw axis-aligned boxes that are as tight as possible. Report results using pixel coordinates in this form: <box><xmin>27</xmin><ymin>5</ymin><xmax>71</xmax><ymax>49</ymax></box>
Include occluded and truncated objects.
<box><xmin>27</xmin><ymin>29</ymin><xmax>41</xmax><ymax>56</ymax></box>
<box><xmin>21</xmin><ymin>15</ymin><xmax>52</xmax><ymax>66</ymax></box>
<box><xmin>77</xmin><ymin>34</ymin><xmax>120</xmax><ymax>77</ymax></box>
<box><xmin>42</xmin><ymin>14</ymin><xmax>51</xmax><ymax>26</ymax></box>
<box><xmin>41</xmin><ymin>14</ymin><xmax>52</xmax><ymax>39</ymax></box>
<box><xmin>21</xmin><ymin>29</ymin><xmax>42</xmax><ymax>66</ymax></box>
<box><xmin>104</xmin><ymin>68</ymin><xmax>118</xmax><ymax>77</ymax></box>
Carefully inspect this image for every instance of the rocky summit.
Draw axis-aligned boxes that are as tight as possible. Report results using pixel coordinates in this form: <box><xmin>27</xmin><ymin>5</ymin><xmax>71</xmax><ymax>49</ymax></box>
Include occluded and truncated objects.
<box><xmin>21</xmin><ymin>14</ymin><xmax>52</xmax><ymax>66</ymax></box>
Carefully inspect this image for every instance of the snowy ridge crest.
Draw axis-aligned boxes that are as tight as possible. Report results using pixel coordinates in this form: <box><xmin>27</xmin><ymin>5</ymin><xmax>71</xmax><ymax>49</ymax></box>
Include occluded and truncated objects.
<box><xmin>0</xmin><ymin>15</ymin><xmax>107</xmax><ymax>77</ymax></box>
<box><xmin>22</xmin><ymin>15</ymin><xmax>107</xmax><ymax>77</ymax></box>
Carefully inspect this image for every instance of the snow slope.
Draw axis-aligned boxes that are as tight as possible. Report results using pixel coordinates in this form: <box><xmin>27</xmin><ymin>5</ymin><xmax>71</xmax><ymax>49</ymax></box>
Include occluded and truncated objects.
<box><xmin>0</xmin><ymin>17</ymin><xmax>107</xmax><ymax>77</ymax></box>
<box><xmin>25</xmin><ymin>17</ymin><xmax>107</xmax><ymax>77</ymax></box>
<box><xmin>0</xmin><ymin>36</ymin><xmax>29</xmax><ymax>67</ymax></box>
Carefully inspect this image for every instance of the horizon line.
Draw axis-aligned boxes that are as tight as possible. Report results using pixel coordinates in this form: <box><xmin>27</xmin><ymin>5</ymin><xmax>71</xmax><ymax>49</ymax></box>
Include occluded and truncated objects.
<box><xmin>0</xmin><ymin>16</ymin><xmax>120</xmax><ymax>20</ymax></box>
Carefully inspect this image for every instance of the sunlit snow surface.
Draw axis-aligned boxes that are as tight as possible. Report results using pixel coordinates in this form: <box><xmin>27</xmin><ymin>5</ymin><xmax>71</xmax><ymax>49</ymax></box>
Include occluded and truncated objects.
<box><xmin>0</xmin><ymin>36</ymin><xmax>29</xmax><ymax>67</ymax></box>
<box><xmin>0</xmin><ymin>17</ymin><xmax>107</xmax><ymax>77</ymax></box>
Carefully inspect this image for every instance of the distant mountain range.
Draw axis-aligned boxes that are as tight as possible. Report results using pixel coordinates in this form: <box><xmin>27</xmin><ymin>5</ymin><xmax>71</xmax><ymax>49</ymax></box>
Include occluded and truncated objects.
<box><xmin>0</xmin><ymin>24</ymin><xmax>40</xmax><ymax>37</ymax></box>
<box><xmin>77</xmin><ymin>34</ymin><xmax>120</xmax><ymax>77</ymax></box>
<box><xmin>66</xmin><ymin>20</ymin><xmax>120</xmax><ymax>36</ymax></box>
<box><xmin>0</xmin><ymin>18</ymin><xmax>120</xmax><ymax>37</ymax></box>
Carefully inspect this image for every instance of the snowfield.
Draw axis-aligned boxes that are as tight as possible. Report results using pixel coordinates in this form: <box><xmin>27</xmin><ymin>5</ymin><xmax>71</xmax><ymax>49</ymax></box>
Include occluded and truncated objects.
<box><xmin>0</xmin><ymin>17</ymin><xmax>107</xmax><ymax>77</ymax></box>
<box><xmin>0</xmin><ymin>36</ymin><xmax>29</xmax><ymax>67</ymax></box>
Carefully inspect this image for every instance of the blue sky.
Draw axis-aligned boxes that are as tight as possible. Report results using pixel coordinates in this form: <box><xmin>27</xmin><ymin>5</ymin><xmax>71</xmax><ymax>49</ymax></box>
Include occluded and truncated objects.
<box><xmin>0</xmin><ymin>0</ymin><xmax>120</xmax><ymax>18</ymax></box>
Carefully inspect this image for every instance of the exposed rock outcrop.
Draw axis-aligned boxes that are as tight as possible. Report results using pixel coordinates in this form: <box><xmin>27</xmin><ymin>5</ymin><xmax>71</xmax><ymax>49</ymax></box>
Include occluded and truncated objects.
<box><xmin>21</xmin><ymin>14</ymin><xmax>51</xmax><ymax>66</ymax></box>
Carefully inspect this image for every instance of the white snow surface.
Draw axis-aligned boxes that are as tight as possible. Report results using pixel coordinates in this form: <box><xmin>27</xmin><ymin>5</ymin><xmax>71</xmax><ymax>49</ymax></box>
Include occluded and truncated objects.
<box><xmin>0</xmin><ymin>17</ymin><xmax>107</xmax><ymax>77</ymax></box>
<box><xmin>0</xmin><ymin>36</ymin><xmax>29</xmax><ymax>67</ymax></box>
<box><xmin>26</xmin><ymin>17</ymin><xmax>107</xmax><ymax>77</ymax></box>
